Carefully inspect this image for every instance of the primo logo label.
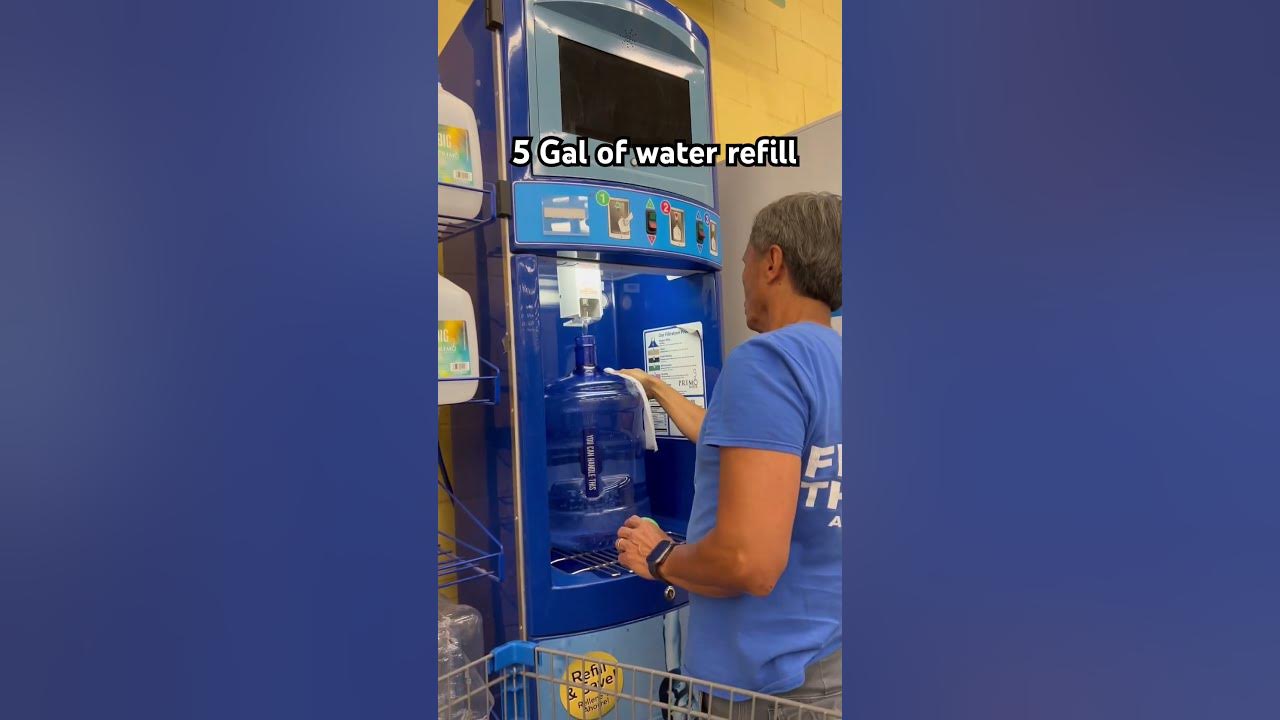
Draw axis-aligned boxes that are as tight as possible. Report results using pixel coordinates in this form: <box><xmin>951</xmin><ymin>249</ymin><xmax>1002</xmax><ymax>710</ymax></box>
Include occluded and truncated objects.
<box><xmin>581</xmin><ymin>428</ymin><xmax>600</xmax><ymax>499</ymax></box>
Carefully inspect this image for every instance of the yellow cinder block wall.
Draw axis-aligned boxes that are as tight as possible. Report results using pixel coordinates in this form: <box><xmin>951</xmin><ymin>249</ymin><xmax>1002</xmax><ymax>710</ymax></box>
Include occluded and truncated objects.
<box><xmin>437</xmin><ymin>0</ymin><xmax>841</xmax><ymax>141</ymax></box>
<box><xmin>672</xmin><ymin>0</ymin><xmax>841</xmax><ymax>140</ymax></box>
<box><xmin>439</xmin><ymin>0</ymin><xmax>472</xmax><ymax>56</ymax></box>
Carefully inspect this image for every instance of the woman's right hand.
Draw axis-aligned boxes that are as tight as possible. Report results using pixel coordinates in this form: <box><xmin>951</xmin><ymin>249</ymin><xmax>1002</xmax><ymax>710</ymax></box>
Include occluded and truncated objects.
<box><xmin>618</xmin><ymin>368</ymin><xmax>705</xmax><ymax>442</ymax></box>
<box><xmin>616</xmin><ymin>369</ymin><xmax>661</xmax><ymax>396</ymax></box>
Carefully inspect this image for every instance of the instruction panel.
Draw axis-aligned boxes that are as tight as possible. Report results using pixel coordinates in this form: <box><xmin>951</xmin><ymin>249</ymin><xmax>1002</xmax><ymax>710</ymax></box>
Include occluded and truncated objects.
<box><xmin>643</xmin><ymin>322</ymin><xmax>706</xmax><ymax>440</ymax></box>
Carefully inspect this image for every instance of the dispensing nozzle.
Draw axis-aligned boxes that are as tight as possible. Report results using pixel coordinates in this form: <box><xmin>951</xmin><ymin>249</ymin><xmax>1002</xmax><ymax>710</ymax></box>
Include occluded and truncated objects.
<box><xmin>558</xmin><ymin>262</ymin><xmax>606</xmax><ymax>328</ymax></box>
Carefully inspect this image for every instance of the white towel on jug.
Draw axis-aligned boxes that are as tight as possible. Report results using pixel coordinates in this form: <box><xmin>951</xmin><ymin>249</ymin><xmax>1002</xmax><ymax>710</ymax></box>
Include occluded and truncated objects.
<box><xmin>604</xmin><ymin>368</ymin><xmax>658</xmax><ymax>451</ymax></box>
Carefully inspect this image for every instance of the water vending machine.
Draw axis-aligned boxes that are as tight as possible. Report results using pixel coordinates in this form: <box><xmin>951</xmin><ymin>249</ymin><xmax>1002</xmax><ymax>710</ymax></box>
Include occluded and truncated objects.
<box><xmin>440</xmin><ymin>0</ymin><xmax>721</xmax><ymax>715</ymax></box>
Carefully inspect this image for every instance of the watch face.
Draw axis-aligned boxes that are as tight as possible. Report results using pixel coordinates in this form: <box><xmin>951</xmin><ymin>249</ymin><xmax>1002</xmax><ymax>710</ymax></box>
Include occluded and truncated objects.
<box><xmin>647</xmin><ymin>541</ymin><xmax>672</xmax><ymax>582</ymax></box>
<box><xmin>647</xmin><ymin>540</ymin><xmax>669</xmax><ymax>561</ymax></box>
<box><xmin>647</xmin><ymin>540</ymin><xmax>673</xmax><ymax>571</ymax></box>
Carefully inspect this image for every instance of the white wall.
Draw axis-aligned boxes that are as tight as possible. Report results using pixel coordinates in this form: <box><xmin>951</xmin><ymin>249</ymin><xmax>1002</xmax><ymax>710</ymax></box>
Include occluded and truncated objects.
<box><xmin>717</xmin><ymin>113</ymin><xmax>843</xmax><ymax>354</ymax></box>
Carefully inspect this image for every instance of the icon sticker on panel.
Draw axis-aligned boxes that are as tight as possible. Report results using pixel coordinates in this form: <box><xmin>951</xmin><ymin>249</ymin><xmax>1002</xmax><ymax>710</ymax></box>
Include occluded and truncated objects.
<box><xmin>542</xmin><ymin>195</ymin><xmax>591</xmax><ymax>236</ymax></box>
<box><xmin>608</xmin><ymin>198</ymin><xmax>632</xmax><ymax>240</ymax></box>
<box><xmin>669</xmin><ymin>208</ymin><xmax>686</xmax><ymax>247</ymax></box>
<box><xmin>708</xmin><ymin>219</ymin><xmax>718</xmax><ymax>256</ymax></box>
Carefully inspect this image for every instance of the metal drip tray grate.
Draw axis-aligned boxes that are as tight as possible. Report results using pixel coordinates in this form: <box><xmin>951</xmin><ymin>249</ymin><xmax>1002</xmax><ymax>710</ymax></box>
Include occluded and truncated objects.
<box><xmin>550</xmin><ymin>531</ymin><xmax>686</xmax><ymax>579</ymax></box>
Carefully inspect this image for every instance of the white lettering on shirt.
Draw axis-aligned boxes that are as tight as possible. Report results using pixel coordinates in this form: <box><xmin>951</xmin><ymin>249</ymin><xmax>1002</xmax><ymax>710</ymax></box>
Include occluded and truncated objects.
<box><xmin>802</xmin><ymin>443</ymin><xmax>842</xmax><ymax>529</ymax></box>
<box><xmin>801</xmin><ymin>480</ymin><xmax>829</xmax><ymax>507</ymax></box>
<box><xmin>805</xmin><ymin>445</ymin><xmax>836</xmax><ymax>478</ymax></box>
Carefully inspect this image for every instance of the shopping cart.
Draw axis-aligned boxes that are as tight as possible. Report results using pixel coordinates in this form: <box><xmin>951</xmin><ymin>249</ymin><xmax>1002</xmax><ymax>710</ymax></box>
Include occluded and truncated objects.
<box><xmin>440</xmin><ymin>641</ymin><xmax>841</xmax><ymax>720</ymax></box>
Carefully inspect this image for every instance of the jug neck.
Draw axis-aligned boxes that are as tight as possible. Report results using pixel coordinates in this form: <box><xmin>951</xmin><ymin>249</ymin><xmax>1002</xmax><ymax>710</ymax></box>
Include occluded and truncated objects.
<box><xmin>574</xmin><ymin>335</ymin><xmax>598</xmax><ymax>375</ymax></box>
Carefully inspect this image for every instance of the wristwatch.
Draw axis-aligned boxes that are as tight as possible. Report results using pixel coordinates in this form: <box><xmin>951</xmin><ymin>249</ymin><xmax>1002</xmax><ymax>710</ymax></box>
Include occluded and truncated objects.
<box><xmin>646</xmin><ymin>540</ymin><xmax>676</xmax><ymax>583</ymax></box>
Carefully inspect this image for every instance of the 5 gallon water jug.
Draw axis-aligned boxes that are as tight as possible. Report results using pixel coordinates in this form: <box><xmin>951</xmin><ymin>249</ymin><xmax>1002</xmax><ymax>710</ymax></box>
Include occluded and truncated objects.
<box><xmin>545</xmin><ymin>335</ymin><xmax>651</xmax><ymax>553</ymax></box>
<box><xmin>438</xmin><ymin>601</ymin><xmax>492</xmax><ymax>720</ymax></box>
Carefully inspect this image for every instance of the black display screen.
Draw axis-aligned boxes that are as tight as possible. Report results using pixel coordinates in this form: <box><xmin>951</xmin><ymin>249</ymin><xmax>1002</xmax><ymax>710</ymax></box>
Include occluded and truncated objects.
<box><xmin>558</xmin><ymin>37</ymin><xmax>693</xmax><ymax>146</ymax></box>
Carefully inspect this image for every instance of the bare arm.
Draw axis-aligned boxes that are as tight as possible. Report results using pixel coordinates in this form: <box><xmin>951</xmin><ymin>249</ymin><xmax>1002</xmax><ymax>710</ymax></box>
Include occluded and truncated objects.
<box><xmin>616</xmin><ymin>447</ymin><xmax>800</xmax><ymax>597</ymax></box>
<box><xmin>618</xmin><ymin>370</ymin><xmax>706</xmax><ymax>442</ymax></box>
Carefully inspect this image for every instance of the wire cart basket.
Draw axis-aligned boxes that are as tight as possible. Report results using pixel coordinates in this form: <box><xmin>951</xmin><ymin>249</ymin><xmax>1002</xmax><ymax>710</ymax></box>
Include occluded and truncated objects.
<box><xmin>440</xmin><ymin>641</ymin><xmax>841</xmax><ymax>720</ymax></box>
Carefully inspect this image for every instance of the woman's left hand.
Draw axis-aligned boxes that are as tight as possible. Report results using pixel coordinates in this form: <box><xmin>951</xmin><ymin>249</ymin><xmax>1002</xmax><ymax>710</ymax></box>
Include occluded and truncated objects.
<box><xmin>615</xmin><ymin>516</ymin><xmax>673</xmax><ymax>580</ymax></box>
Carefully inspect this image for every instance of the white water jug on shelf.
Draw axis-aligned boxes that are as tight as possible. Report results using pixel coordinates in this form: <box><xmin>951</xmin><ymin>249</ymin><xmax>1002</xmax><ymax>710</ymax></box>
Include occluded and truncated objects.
<box><xmin>438</xmin><ymin>274</ymin><xmax>480</xmax><ymax>405</ymax></box>
<box><xmin>438</xmin><ymin>83</ymin><xmax>484</xmax><ymax>221</ymax></box>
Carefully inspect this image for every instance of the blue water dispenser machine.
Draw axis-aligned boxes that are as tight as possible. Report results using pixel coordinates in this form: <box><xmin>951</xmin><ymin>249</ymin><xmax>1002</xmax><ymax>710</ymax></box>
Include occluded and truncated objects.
<box><xmin>440</xmin><ymin>0</ymin><xmax>722</xmax><ymax>714</ymax></box>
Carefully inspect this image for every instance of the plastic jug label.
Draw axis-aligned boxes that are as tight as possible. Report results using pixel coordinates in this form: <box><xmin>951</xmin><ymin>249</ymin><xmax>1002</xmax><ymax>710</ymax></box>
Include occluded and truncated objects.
<box><xmin>438</xmin><ymin>124</ymin><xmax>475</xmax><ymax>185</ymax></box>
<box><xmin>581</xmin><ymin>426</ymin><xmax>602</xmax><ymax>499</ymax></box>
<box><xmin>438</xmin><ymin>320</ymin><xmax>472</xmax><ymax>378</ymax></box>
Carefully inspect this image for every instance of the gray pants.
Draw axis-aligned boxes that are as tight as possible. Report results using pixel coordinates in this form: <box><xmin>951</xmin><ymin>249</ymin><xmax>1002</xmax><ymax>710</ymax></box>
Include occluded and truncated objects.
<box><xmin>702</xmin><ymin>649</ymin><xmax>842</xmax><ymax>719</ymax></box>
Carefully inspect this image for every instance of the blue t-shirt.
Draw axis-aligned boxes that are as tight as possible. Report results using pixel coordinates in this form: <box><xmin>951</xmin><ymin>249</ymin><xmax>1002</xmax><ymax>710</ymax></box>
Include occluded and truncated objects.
<box><xmin>684</xmin><ymin>322</ymin><xmax>843</xmax><ymax>695</ymax></box>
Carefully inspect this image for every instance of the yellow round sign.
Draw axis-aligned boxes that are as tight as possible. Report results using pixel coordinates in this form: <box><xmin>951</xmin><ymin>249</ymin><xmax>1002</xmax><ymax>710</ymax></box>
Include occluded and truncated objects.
<box><xmin>559</xmin><ymin>651</ymin><xmax>623</xmax><ymax>720</ymax></box>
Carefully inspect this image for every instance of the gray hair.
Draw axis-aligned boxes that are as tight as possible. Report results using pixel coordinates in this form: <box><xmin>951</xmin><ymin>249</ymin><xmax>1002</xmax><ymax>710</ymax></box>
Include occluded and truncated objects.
<box><xmin>747</xmin><ymin>192</ymin><xmax>842</xmax><ymax>311</ymax></box>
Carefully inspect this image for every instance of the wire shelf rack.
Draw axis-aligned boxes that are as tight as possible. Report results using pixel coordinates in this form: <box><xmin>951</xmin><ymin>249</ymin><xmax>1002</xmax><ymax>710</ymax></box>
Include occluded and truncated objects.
<box><xmin>439</xmin><ymin>182</ymin><xmax>497</xmax><ymax>242</ymax></box>
<box><xmin>549</xmin><ymin>531</ymin><xmax>687</xmax><ymax>579</ymax></box>
<box><xmin>438</xmin><ymin>533</ymin><xmax>502</xmax><ymax>590</ymax></box>
<box><xmin>437</xmin><ymin>447</ymin><xmax>503</xmax><ymax>591</ymax></box>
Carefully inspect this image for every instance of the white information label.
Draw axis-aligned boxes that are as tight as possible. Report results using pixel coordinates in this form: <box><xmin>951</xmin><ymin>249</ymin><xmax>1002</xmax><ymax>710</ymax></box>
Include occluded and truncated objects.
<box><xmin>650</xmin><ymin>400</ymin><xmax>669</xmax><ymax>436</ymax></box>
<box><xmin>651</xmin><ymin>396</ymin><xmax>705</xmax><ymax>439</ymax></box>
<box><xmin>644</xmin><ymin>323</ymin><xmax>706</xmax><ymax>441</ymax></box>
